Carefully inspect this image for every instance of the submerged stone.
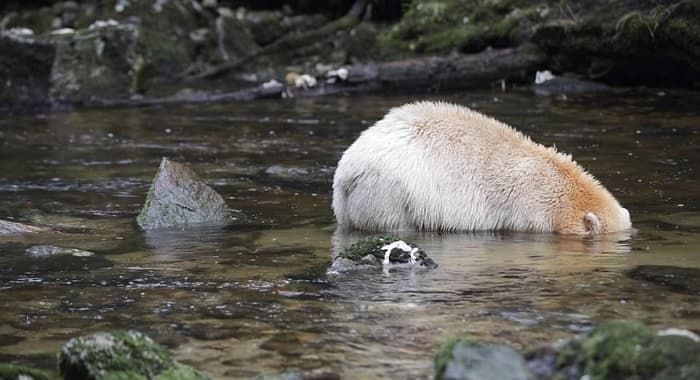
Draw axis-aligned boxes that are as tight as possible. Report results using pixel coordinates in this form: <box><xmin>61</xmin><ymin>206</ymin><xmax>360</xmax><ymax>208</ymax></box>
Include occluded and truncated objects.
<box><xmin>255</xmin><ymin>368</ymin><xmax>339</xmax><ymax>380</ymax></box>
<box><xmin>137</xmin><ymin>158</ymin><xmax>233</xmax><ymax>230</ymax></box>
<box><xmin>627</xmin><ymin>265</ymin><xmax>700</xmax><ymax>295</ymax></box>
<box><xmin>328</xmin><ymin>235</ymin><xmax>437</xmax><ymax>273</ymax></box>
<box><xmin>25</xmin><ymin>245</ymin><xmax>94</xmax><ymax>258</ymax></box>
<box><xmin>533</xmin><ymin>75</ymin><xmax>609</xmax><ymax>96</ymax></box>
<box><xmin>0</xmin><ymin>363</ymin><xmax>49</xmax><ymax>380</ymax></box>
<box><xmin>59</xmin><ymin>330</ymin><xmax>209</xmax><ymax>380</ymax></box>
<box><xmin>0</xmin><ymin>219</ymin><xmax>49</xmax><ymax>234</ymax></box>
<box><xmin>435</xmin><ymin>337</ymin><xmax>534</xmax><ymax>380</ymax></box>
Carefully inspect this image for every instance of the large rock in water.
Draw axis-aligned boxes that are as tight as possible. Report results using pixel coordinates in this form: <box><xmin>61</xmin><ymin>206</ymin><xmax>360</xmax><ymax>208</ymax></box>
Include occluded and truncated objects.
<box><xmin>59</xmin><ymin>330</ymin><xmax>209</xmax><ymax>380</ymax></box>
<box><xmin>137</xmin><ymin>158</ymin><xmax>233</xmax><ymax>230</ymax></box>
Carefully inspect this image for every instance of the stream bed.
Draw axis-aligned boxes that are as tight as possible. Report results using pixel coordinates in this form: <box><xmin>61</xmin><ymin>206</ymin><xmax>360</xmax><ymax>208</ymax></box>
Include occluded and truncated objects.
<box><xmin>0</xmin><ymin>89</ymin><xmax>698</xmax><ymax>379</ymax></box>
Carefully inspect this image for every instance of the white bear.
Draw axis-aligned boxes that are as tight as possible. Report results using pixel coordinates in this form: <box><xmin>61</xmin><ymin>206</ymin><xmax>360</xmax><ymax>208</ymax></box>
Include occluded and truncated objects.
<box><xmin>332</xmin><ymin>101</ymin><xmax>631</xmax><ymax>234</ymax></box>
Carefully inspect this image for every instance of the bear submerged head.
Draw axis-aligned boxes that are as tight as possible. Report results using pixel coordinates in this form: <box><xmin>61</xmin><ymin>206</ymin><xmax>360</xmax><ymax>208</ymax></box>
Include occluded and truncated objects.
<box><xmin>556</xmin><ymin>188</ymin><xmax>632</xmax><ymax>235</ymax></box>
<box><xmin>582</xmin><ymin>206</ymin><xmax>632</xmax><ymax>234</ymax></box>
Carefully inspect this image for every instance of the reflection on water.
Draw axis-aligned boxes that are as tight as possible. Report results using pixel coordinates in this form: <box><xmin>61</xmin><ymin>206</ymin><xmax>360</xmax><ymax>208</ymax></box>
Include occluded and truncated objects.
<box><xmin>0</xmin><ymin>90</ymin><xmax>698</xmax><ymax>378</ymax></box>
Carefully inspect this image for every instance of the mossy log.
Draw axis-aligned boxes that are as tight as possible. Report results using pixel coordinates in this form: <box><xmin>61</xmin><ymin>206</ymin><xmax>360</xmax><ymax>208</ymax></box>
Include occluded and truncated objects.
<box><xmin>93</xmin><ymin>45</ymin><xmax>543</xmax><ymax>108</ymax></box>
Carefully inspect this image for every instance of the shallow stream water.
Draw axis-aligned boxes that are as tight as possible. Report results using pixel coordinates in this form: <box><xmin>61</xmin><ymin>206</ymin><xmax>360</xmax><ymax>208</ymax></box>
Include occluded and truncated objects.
<box><xmin>0</xmin><ymin>89</ymin><xmax>698</xmax><ymax>379</ymax></box>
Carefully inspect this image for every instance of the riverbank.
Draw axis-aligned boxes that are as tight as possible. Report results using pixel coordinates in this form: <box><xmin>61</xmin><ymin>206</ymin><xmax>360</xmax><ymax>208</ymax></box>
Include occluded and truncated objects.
<box><xmin>1</xmin><ymin>0</ymin><xmax>698</xmax><ymax>109</ymax></box>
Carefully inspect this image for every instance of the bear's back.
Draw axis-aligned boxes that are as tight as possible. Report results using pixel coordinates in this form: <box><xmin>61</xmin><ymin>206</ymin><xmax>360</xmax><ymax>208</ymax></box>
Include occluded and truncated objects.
<box><xmin>333</xmin><ymin>102</ymin><xmax>569</xmax><ymax>231</ymax></box>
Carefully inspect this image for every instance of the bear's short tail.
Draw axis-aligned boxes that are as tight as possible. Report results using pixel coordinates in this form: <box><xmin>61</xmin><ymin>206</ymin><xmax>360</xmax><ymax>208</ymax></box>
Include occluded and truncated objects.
<box><xmin>331</xmin><ymin>177</ymin><xmax>349</xmax><ymax>229</ymax></box>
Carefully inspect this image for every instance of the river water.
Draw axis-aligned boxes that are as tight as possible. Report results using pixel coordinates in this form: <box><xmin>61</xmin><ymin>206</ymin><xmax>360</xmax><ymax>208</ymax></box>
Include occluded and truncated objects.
<box><xmin>0</xmin><ymin>89</ymin><xmax>698</xmax><ymax>379</ymax></box>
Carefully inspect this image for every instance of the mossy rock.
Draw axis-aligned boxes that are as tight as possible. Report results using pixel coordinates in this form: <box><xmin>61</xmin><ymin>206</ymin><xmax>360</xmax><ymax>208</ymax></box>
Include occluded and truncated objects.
<box><xmin>529</xmin><ymin>320</ymin><xmax>700</xmax><ymax>380</ymax></box>
<box><xmin>532</xmin><ymin>1</ymin><xmax>700</xmax><ymax>85</ymax></box>
<box><xmin>59</xmin><ymin>330</ymin><xmax>209</xmax><ymax>380</ymax></box>
<box><xmin>0</xmin><ymin>364</ymin><xmax>49</xmax><ymax>380</ymax></box>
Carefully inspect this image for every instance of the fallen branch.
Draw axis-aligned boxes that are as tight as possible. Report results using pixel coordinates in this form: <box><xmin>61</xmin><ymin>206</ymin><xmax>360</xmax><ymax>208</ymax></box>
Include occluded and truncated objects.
<box><xmin>187</xmin><ymin>0</ymin><xmax>367</xmax><ymax>81</ymax></box>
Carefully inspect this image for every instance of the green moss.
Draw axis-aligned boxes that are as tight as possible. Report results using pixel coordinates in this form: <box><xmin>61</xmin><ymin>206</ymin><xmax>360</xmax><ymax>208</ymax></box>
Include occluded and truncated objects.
<box><xmin>547</xmin><ymin>321</ymin><xmax>700</xmax><ymax>380</ymax></box>
<box><xmin>580</xmin><ymin>321</ymin><xmax>654</xmax><ymax>379</ymax></box>
<box><xmin>155</xmin><ymin>364</ymin><xmax>211</xmax><ymax>380</ymax></box>
<box><xmin>380</xmin><ymin>0</ymin><xmax>540</xmax><ymax>56</ymax></box>
<box><xmin>59</xmin><ymin>331</ymin><xmax>210</xmax><ymax>380</ymax></box>
<box><xmin>434</xmin><ymin>336</ymin><xmax>476</xmax><ymax>380</ymax></box>
<box><xmin>0</xmin><ymin>364</ymin><xmax>50</xmax><ymax>380</ymax></box>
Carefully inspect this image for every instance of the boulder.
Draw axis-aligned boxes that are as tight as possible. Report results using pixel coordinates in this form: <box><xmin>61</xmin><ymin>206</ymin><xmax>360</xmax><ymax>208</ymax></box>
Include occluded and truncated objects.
<box><xmin>435</xmin><ymin>338</ymin><xmax>534</xmax><ymax>380</ymax></box>
<box><xmin>434</xmin><ymin>321</ymin><xmax>700</xmax><ymax>380</ymax></box>
<box><xmin>59</xmin><ymin>330</ymin><xmax>209</xmax><ymax>380</ymax></box>
<box><xmin>49</xmin><ymin>24</ymin><xmax>152</xmax><ymax>103</ymax></box>
<box><xmin>0</xmin><ymin>33</ymin><xmax>54</xmax><ymax>106</ymax></box>
<box><xmin>137</xmin><ymin>158</ymin><xmax>233</xmax><ymax>230</ymax></box>
<box><xmin>526</xmin><ymin>320</ymin><xmax>700</xmax><ymax>380</ymax></box>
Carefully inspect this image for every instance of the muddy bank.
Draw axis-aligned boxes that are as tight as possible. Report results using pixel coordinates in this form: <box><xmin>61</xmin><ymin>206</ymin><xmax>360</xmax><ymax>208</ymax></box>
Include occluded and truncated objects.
<box><xmin>1</xmin><ymin>0</ymin><xmax>698</xmax><ymax>108</ymax></box>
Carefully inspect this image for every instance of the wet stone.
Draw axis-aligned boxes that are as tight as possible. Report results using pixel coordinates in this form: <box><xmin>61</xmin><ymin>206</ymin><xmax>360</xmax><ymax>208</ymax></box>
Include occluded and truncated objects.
<box><xmin>0</xmin><ymin>219</ymin><xmax>49</xmax><ymax>234</ymax></box>
<box><xmin>435</xmin><ymin>337</ymin><xmax>534</xmax><ymax>380</ymax></box>
<box><xmin>58</xmin><ymin>330</ymin><xmax>210</xmax><ymax>380</ymax></box>
<box><xmin>533</xmin><ymin>75</ymin><xmax>609</xmax><ymax>96</ymax></box>
<box><xmin>25</xmin><ymin>245</ymin><xmax>94</xmax><ymax>258</ymax></box>
<box><xmin>256</xmin><ymin>368</ymin><xmax>340</xmax><ymax>380</ymax></box>
<box><xmin>137</xmin><ymin>158</ymin><xmax>234</xmax><ymax>230</ymax></box>
<box><xmin>627</xmin><ymin>265</ymin><xmax>700</xmax><ymax>295</ymax></box>
<box><xmin>328</xmin><ymin>235</ymin><xmax>437</xmax><ymax>273</ymax></box>
<box><xmin>0</xmin><ymin>34</ymin><xmax>55</xmax><ymax>106</ymax></box>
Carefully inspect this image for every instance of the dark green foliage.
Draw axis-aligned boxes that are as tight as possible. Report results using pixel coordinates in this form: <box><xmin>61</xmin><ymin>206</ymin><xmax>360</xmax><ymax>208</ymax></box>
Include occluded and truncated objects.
<box><xmin>0</xmin><ymin>364</ymin><xmax>49</xmax><ymax>380</ymax></box>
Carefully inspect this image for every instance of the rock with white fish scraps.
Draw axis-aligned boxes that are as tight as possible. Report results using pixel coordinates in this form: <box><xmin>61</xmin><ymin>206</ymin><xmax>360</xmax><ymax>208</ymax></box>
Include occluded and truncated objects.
<box><xmin>326</xmin><ymin>67</ymin><xmax>349</xmax><ymax>84</ymax></box>
<box><xmin>328</xmin><ymin>235</ymin><xmax>437</xmax><ymax>273</ymax></box>
<box><xmin>534</xmin><ymin>70</ymin><xmax>555</xmax><ymax>84</ymax></box>
<box><xmin>294</xmin><ymin>74</ymin><xmax>317</xmax><ymax>89</ymax></box>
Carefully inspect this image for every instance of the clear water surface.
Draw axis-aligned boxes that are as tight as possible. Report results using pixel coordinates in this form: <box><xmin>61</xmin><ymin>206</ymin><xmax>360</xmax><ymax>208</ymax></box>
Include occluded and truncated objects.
<box><xmin>0</xmin><ymin>89</ymin><xmax>698</xmax><ymax>378</ymax></box>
